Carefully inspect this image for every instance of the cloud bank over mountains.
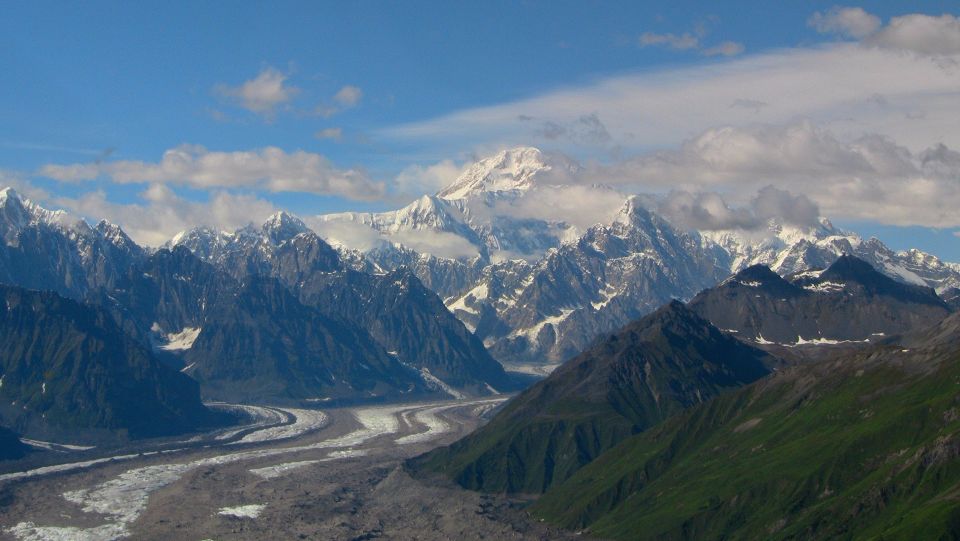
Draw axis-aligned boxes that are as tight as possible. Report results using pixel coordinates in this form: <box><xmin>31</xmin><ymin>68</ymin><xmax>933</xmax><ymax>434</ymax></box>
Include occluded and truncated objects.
<box><xmin>13</xmin><ymin>7</ymin><xmax>960</xmax><ymax>252</ymax></box>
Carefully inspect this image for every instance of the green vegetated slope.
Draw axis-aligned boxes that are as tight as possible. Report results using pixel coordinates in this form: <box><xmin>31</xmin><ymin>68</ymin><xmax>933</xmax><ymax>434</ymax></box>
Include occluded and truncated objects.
<box><xmin>534</xmin><ymin>312</ymin><xmax>960</xmax><ymax>540</ymax></box>
<box><xmin>410</xmin><ymin>301</ymin><xmax>771</xmax><ymax>494</ymax></box>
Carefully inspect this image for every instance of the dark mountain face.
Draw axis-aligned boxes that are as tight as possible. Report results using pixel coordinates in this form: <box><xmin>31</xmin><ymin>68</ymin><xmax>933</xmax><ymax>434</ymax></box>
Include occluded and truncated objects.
<box><xmin>0</xmin><ymin>425</ymin><xmax>28</xmax><ymax>460</ymax></box>
<box><xmin>688</xmin><ymin>256</ymin><xmax>951</xmax><ymax>345</ymax></box>
<box><xmin>0</xmin><ymin>190</ymin><xmax>143</xmax><ymax>300</ymax></box>
<box><xmin>185</xmin><ymin>276</ymin><xmax>424</xmax><ymax>403</ymax></box>
<box><xmin>302</xmin><ymin>269</ymin><xmax>513</xmax><ymax>394</ymax></box>
<box><xmin>533</xmin><ymin>307</ymin><xmax>960</xmax><ymax>541</ymax></box>
<box><xmin>89</xmin><ymin>246</ymin><xmax>232</xmax><ymax>347</ymax></box>
<box><xmin>410</xmin><ymin>301</ymin><xmax>771</xmax><ymax>494</ymax></box>
<box><xmin>0</xmin><ymin>285</ymin><xmax>224</xmax><ymax>441</ymax></box>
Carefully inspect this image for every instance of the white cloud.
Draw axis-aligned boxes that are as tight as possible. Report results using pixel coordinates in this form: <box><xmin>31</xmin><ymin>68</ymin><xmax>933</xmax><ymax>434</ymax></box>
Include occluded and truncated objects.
<box><xmin>581</xmin><ymin>121</ymin><xmax>960</xmax><ymax>228</ymax></box>
<box><xmin>810</xmin><ymin>8</ymin><xmax>960</xmax><ymax>55</ymax></box>
<box><xmin>306</xmin><ymin>218</ymin><xmax>385</xmax><ymax>252</ymax></box>
<box><xmin>317</xmin><ymin>85</ymin><xmax>363</xmax><ymax>117</ymax></box>
<box><xmin>315</xmin><ymin>127</ymin><xmax>343</xmax><ymax>141</ymax></box>
<box><xmin>214</xmin><ymin>67</ymin><xmax>299</xmax><ymax>118</ymax></box>
<box><xmin>394</xmin><ymin>159</ymin><xmax>465</xmax><ymax>196</ymax></box>
<box><xmin>382</xmin><ymin>43</ymin><xmax>960</xmax><ymax>155</ymax></box>
<box><xmin>809</xmin><ymin>6</ymin><xmax>881</xmax><ymax>39</ymax></box>
<box><xmin>0</xmin><ymin>170</ymin><xmax>50</xmax><ymax>202</ymax></box>
<box><xmin>388</xmin><ymin>229</ymin><xmax>480</xmax><ymax>259</ymax></box>
<box><xmin>638</xmin><ymin>26</ymin><xmax>743</xmax><ymax>57</ymax></box>
<box><xmin>639</xmin><ymin>32</ymin><xmax>700</xmax><ymax>50</ymax></box>
<box><xmin>868</xmin><ymin>13</ymin><xmax>960</xmax><ymax>55</ymax></box>
<box><xmin>39</xmin><ymin>145</ymin><xmax>384</xmax><ymax>200</ymax></box>
<box><xmin>333</xmin><ymin>85</ymin><xmax>363</xmax><ymax>107</ymax></box>
<box><xmin>51</xmin><ymin>185</ymin><xmax>278</xmax><ymax>246</ymax></box>
<box><xmin>309</xmin><ymin>214</ymin><xmax>481</xmax><ymax>259</ymax></box>
<box><xmin>702</xmin><ymin>41</ymin><xmax>745</xmax><ymax>57</ymax></box>
<box><xmin>480</xmin><ymin>185</ymin><xmax>625</xmax><ymax>232</ymax></box>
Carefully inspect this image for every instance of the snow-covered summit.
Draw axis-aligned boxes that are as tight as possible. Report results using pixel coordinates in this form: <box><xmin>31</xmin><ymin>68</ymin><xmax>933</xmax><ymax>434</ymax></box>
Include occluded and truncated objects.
<box><xmin>437</xmin><ymin>147</ymin><xmax>571</xmax><ymax>200</ymax></box>
<box><xmin>262</xmin><ymin>210</ymin><xmax>310</xmax><ymax>244</ymax></box>
<box><xmin>0</xmin><ymin>186</ymin><xmax>83</xmax><ymax>246</ymax></box>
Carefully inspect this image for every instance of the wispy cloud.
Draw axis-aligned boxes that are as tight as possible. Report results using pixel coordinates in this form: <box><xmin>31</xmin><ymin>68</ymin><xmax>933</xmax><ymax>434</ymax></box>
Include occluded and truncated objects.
<box><xmin>639</xmin><ymin>31</ymin><xmax>700</xmax><ymax>51</ymax></box>
<box><xmin>702</xmin><ymin>41</ymin><xmax>745</xmax><ymax>57</ymax></box>
<box><xmin>0</xmin><ymin>141</ymin><xmax>107</xmax><ymax>157</ymax></box>
<box><xmin>39</xmin><ymin>145</ymin><xmax>384</xmax><ymax>200</ymax></box>
<box><xmin>315</xmin><ymin>127</ymin><xmax>344</xmax><ymax>141</ymax></box>
<box><xmin>382</xmin><ymin>42</ymin><xmax>960</xmax><ymax>156</ymax></box>
<box><xmin>638</xmin><ymin>19</ymin><xmax>744</xmax><ymax>57</ymax></box>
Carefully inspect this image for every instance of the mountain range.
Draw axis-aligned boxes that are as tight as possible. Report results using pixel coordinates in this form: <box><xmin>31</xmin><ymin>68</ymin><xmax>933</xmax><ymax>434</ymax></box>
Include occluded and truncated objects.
<box><xmin>688</xmin><ymin>255</ymin><xmax>951</xmax><ymax>346</ymax></box>
<box><xmin>0</xmin><ymin>145</ymin><xmax>957</xmax><ymax>445</ymax></box>
<box><xmin>413</xmin><ymin>258</ymin><xmax>960</xmax><ymax>539</ymax></box>
<box><xmin>0</xmin><ymin>187</ymin><xmax>510</xmax><ymax>442</ymax></box>
<box><xmin>311</xmin><ymin>147</ymin><xmax>960</xmax><ymax>369</ymax></box>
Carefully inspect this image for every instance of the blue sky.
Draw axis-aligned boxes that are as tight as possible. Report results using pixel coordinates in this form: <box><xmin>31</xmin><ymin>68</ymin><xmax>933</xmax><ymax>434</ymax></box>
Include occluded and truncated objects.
<box><xmin>2</xmin><ymin>1</ymin><xmax>959</xmax><ymax>259</ymax></box>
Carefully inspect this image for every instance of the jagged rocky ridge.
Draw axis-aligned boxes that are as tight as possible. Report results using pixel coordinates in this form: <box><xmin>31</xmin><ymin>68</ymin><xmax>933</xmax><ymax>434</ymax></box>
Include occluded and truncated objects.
<box><xmin>311</xmin><ymin>147</ymin><xmax>960</xmax><ymax>368</ymax></box>
<box><xmin>0</xmin><ymin>188</ymin><xmax>509</xmax><ymax>407</ymax></box>
<box><xmin>687</xmin><ymin>255</ymin><xmax>951</xmax><ymax>345</ymax></box>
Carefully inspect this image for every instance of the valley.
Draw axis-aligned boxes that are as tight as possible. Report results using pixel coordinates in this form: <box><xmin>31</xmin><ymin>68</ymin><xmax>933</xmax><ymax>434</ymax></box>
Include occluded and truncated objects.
<box><xmin>0</xmin><ymin>396</ymin><xmax>578</xmax><ymax>540</ymax></box>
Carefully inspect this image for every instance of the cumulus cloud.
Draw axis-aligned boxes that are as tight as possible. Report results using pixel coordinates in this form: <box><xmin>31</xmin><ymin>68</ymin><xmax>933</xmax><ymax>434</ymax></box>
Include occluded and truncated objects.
<box><xmin>581</xmin><ymin>121</ymin><xmax>960</xmax><ymax>228</ymax></box>
<box><xmin>387</xmin><ymin>229</ymin><xmax>480</xmax><ymax>259</ymax></box>
<box><xmin>811</xmin><ymin>7</ymin><xmax>960</xmax><ymax>55</ymax></box>
<box><xmin>306</xmin><ymin>218</ymin><xmax>385</xmax><ymax>252</ymax></box>
<box><xmin>655</xmin><ymin>187</ymin><xmax>821</xmax><ymax>232</ymax></box>
<box><xmin>462</xmin><ymin>184</ymin><xmax>625</xmax><ymax>233</ymax></box>
<box><xmin>808</xmin><ymin>6</ymin><xmax>881</xmax><ymax>39</ymax></box>
<box><xmin>333</xmin><ymin>85</ymin><xmax>363</xmax><ymax>107</ymax></box>
<box><xmin>394</xmin><ymin>159</ymin><xmax>465</xmax><ymax>196</ymax></box>
<box><xmin>51</xmin><ymin>185</ymin><xmax>278</xmax><ymax>246</ymax></box>
<box><xmin>0</xmin><ymin>170</ymin><xmax>50</xmax><ymax>202</ymax></box>
<box><xmin>39</xmin><ymin>145</ymin><xmax>384</xmax><ymax>200</ymax></box>
<box><xmin>867</xmin><ymin>13</ymin><xmax>960</xmax><ymax>55</ymax></box>
<box><xmin>308</xmin><ymin>212</ymin><xmax>480</xmax><ymax>259</ymax></box>
<box><xmin>214</xmin><ymin>67</ymin><xmax>299</xmax><ymax>118</ymax></box>
<box><xmin>317</xmin><ymin>85</ymin><xmax>364</xmax><ymax>117</ymax></box>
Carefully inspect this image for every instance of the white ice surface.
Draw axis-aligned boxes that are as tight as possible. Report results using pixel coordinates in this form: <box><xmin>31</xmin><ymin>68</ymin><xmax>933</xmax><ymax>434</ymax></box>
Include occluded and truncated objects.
<box><xmin>7</xmin><ymin>401</ymin><xmax>498</xmax><ymax>540</ymax></box>
<box><xmin>218</xmin><ymin>504</ymin><xmax>266</xmax><ymax>519</ymax></box>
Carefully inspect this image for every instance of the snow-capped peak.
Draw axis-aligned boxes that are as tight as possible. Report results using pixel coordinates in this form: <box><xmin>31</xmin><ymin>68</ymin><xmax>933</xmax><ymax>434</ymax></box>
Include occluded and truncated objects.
<box><xmin>262</xmin><ymin>210</ymin><xmax>309</xmax><ymax>242</ymax></box>
<box><xmin>0</xmin><ymin>186</ymin><xmax>78</xmax><ymax>245</ymax></box>
<box><xmin>437</xmin><ymin>147</ymin><xmax>557</xmax><ymax>200</ymax></box>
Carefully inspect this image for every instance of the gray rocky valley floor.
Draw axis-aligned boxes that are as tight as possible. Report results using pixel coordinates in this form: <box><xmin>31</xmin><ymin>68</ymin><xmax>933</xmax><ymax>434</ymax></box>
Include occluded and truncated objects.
<box><xmin>0</xmin><ymin>399</ymin><xmax>584</xmax><ymax>540</ymax></box>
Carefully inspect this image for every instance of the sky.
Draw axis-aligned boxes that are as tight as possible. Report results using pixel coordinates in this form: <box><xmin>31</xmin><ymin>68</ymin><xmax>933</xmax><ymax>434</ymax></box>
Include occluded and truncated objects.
<box><xmin>2</xmin><ymin>1</ymin><xmax>960</xmax><ymax>259</ymax></box>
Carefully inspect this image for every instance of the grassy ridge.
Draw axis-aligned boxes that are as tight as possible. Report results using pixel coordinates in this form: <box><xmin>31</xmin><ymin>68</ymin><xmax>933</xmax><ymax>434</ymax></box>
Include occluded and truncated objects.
<box><xmin>534</xmin><ymin>342</ymin><xmax>960</xmax><ymax>540</ymax></box>
<box><xmin>410</xmin><ymin>302</ymin><xmax>771</xmax><ymax>494</ymax></box>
